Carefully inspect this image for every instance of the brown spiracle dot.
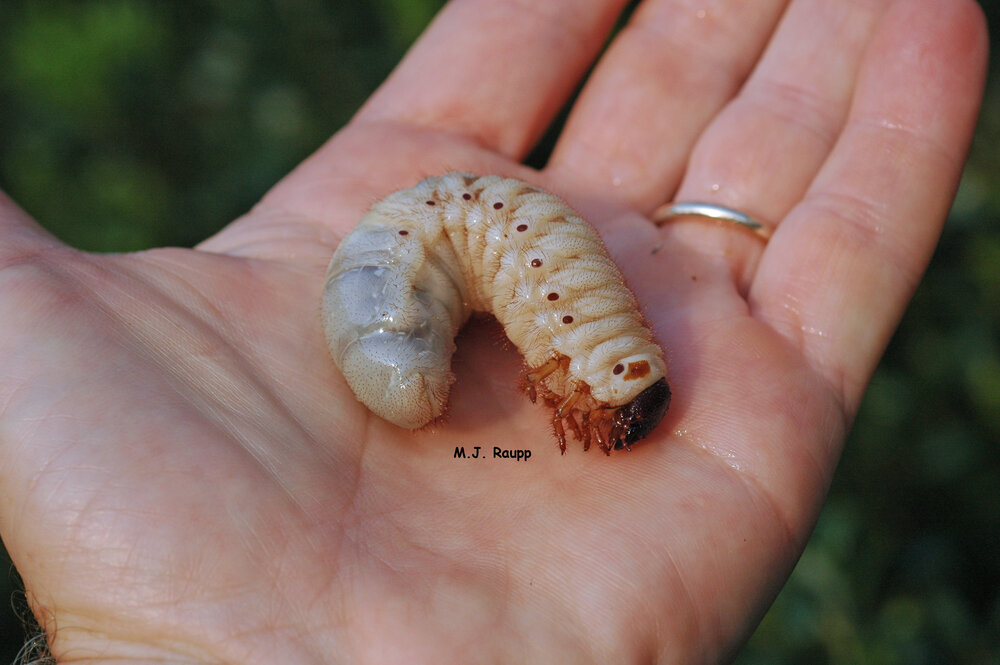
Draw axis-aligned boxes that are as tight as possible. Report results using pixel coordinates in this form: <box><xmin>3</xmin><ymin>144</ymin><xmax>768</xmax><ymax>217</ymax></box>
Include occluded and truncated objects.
<box><xmin>516</xmin><ymin>224</ymin><xmax>528</xmax><ymax>232</ymax></box>
<box><xmin>613</xmin><ymin>363</ymin><xmax>625</xmax><ymax>375</ymax></box>
<box><xmin>547</xmin><ymin>292</ymin><xmax>559</xmax><ymax>301</ymax></box>
<box><xmin>462</xmin><ymin>193</ymin><xmax>472</xmax><ymax>200</ymax></box>
<box><xmin>398</xmin><ymin>230</ymin><xmax>409</xmax><ymax>236</ymax></box>
<box><xmin>530</xmin><ymin>258</ymin><xmax>542</xmax><ymax>268</ymax></box>
<box><xmin>425</xmin><ymin>200</ymin><xmax>436</xmax><ymax>206</ymax></box>
<box><xmin>493</xmin><ymin>202</ymin><xmax>504</xmax><ymax>210</ymax></box>
<box><xmin>624</xmin><ymin>360</ymin><xmax>651</xmax><ymax>380</ymax></box>
<box><xmin>562</xmin><ymin>315</ymin><xmax>574</xmax><ymax>324</ymax></box>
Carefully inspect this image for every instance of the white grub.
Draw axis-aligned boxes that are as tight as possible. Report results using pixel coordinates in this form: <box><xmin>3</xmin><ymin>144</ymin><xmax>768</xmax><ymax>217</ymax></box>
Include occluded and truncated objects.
<box><xmin>322</xmin><ymin>173</ymin><xmax>669</xmax><ymax>453</ymax></box>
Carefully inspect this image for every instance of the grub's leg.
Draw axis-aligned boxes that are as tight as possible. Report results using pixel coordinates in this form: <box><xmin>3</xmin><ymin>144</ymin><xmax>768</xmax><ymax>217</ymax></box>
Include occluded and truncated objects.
<box><xmin>564</xmin><ymin>411</ymin><xmax>583</xmax><ymax>441</ymax></box>
<box><xmin>553</xmin><ymin>416</ymin><xmax>567</xmax><ymax>454</ymax></box>
<box><xmin>593</xmin><ymin>423</ymin><xmax>611</xmax><ymax>455</ymax></box>
<box><xmin>526</xmin><ymin>357</ymin><xmax>561</xmax><ymax>403</ymax></box>
<box><xmin>581</xmin><ymin>412</ymin><xmax>592</xmax><ymax>451</ymax></box>
<box><xmin>555</xmin><ymin>387</ymin><xmax>582</xmax><ymax>418</ymax></box>
<box><xmin>554</xmin><ymin>387</ymin><xmax>584</xmax><ymax>447</ymax></box>
<box><xmin>608</xmin><ymin>422</ymin><xmax>626</xmax><ymax>452</ymax></box>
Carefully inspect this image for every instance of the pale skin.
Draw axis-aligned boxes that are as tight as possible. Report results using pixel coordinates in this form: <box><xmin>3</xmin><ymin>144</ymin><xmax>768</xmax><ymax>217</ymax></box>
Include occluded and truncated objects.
<box><xmin>0</xmin><ymin>0</ymin><xmax>987</xmax><ymax>663</ymax></box>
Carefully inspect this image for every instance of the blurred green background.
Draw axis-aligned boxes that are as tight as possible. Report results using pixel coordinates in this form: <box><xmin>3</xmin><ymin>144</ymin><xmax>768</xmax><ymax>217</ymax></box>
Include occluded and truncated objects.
<box><xmin>0</xmin><ymin>1</ymin><xmax>997</xmax><ymax>663</ymax></box>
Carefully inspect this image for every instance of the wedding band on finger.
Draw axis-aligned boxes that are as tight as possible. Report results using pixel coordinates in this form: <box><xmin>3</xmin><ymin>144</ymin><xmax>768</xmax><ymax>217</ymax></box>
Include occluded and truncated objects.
<box><xmin>652</xmin><ymin>201</ymin><xmax>773</xmax><ymax>241</ymax></box>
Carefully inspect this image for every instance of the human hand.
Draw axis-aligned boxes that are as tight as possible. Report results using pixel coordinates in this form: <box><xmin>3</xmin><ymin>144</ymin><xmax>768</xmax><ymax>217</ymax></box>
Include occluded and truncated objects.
<box><xmin>0</xmin><ymin>1</ymin><xmax>986</xmax><ymax>663</ymax></box>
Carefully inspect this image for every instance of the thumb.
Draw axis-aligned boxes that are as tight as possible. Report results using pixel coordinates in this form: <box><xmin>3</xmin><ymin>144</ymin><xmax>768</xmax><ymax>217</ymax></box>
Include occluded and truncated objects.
<box><xmin>0</xmin><ymin>189</ymin><xmax>65</xmax><ymax>267</ymax></box>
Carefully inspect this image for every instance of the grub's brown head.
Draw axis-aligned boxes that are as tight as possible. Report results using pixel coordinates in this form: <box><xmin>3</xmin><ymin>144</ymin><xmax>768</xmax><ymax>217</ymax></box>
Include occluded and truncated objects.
<box><xmin>612</xmin><ymin>377</ymin><xmax>671</xmax><ymax>449</ymax></box>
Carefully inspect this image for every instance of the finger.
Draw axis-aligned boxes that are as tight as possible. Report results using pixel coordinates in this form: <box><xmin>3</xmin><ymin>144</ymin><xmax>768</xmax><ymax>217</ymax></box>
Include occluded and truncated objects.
<box><xmin>666</xmin><ymin>0</ymin><xmax>890</xmax><ymax>260</ymax></box>
<box><xmin>751</xmin><ymin>0</ymin><xmax>987</xmax><ymax>413</ymax></box>
<box><xmin>354</xmin><ymin>0</ymin><xmax>630</xmax><ymax>159</ymax></box>
<box><xmin>546</xmin><ymin>0</ymin><xmax>787</xmax><ymax>209</ymax></box>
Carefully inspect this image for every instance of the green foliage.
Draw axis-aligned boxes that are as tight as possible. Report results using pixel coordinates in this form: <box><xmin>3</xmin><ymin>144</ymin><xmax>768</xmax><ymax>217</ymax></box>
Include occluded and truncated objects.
<box><xmin>1</xmin><ymin>1</ymin><xmax>998</xmax><ymax>663</ymax></box>
<box><xmin>0</xmin><ymin>0</ymin><xmax>431</xmax><ymax>252</ymax></box>
<box><xmin>7</xmin><ymin>2</ymin><xmax>167</xmax><ymax>123</ymax></box>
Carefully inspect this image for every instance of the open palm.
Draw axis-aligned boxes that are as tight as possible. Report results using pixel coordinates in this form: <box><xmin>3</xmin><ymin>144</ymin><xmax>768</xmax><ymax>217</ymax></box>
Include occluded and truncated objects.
<box><xmin>0</xmin><ymin>1</ymin><xmax>986</xmax><ymax>663</ymax></box>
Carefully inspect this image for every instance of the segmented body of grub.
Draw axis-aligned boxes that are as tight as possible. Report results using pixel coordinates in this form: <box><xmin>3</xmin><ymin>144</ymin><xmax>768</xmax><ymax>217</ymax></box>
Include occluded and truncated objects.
<box><xmin>322</xmin><ymin>173</ymin><xmax>669</xmax><ymax>453</ymax></box>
